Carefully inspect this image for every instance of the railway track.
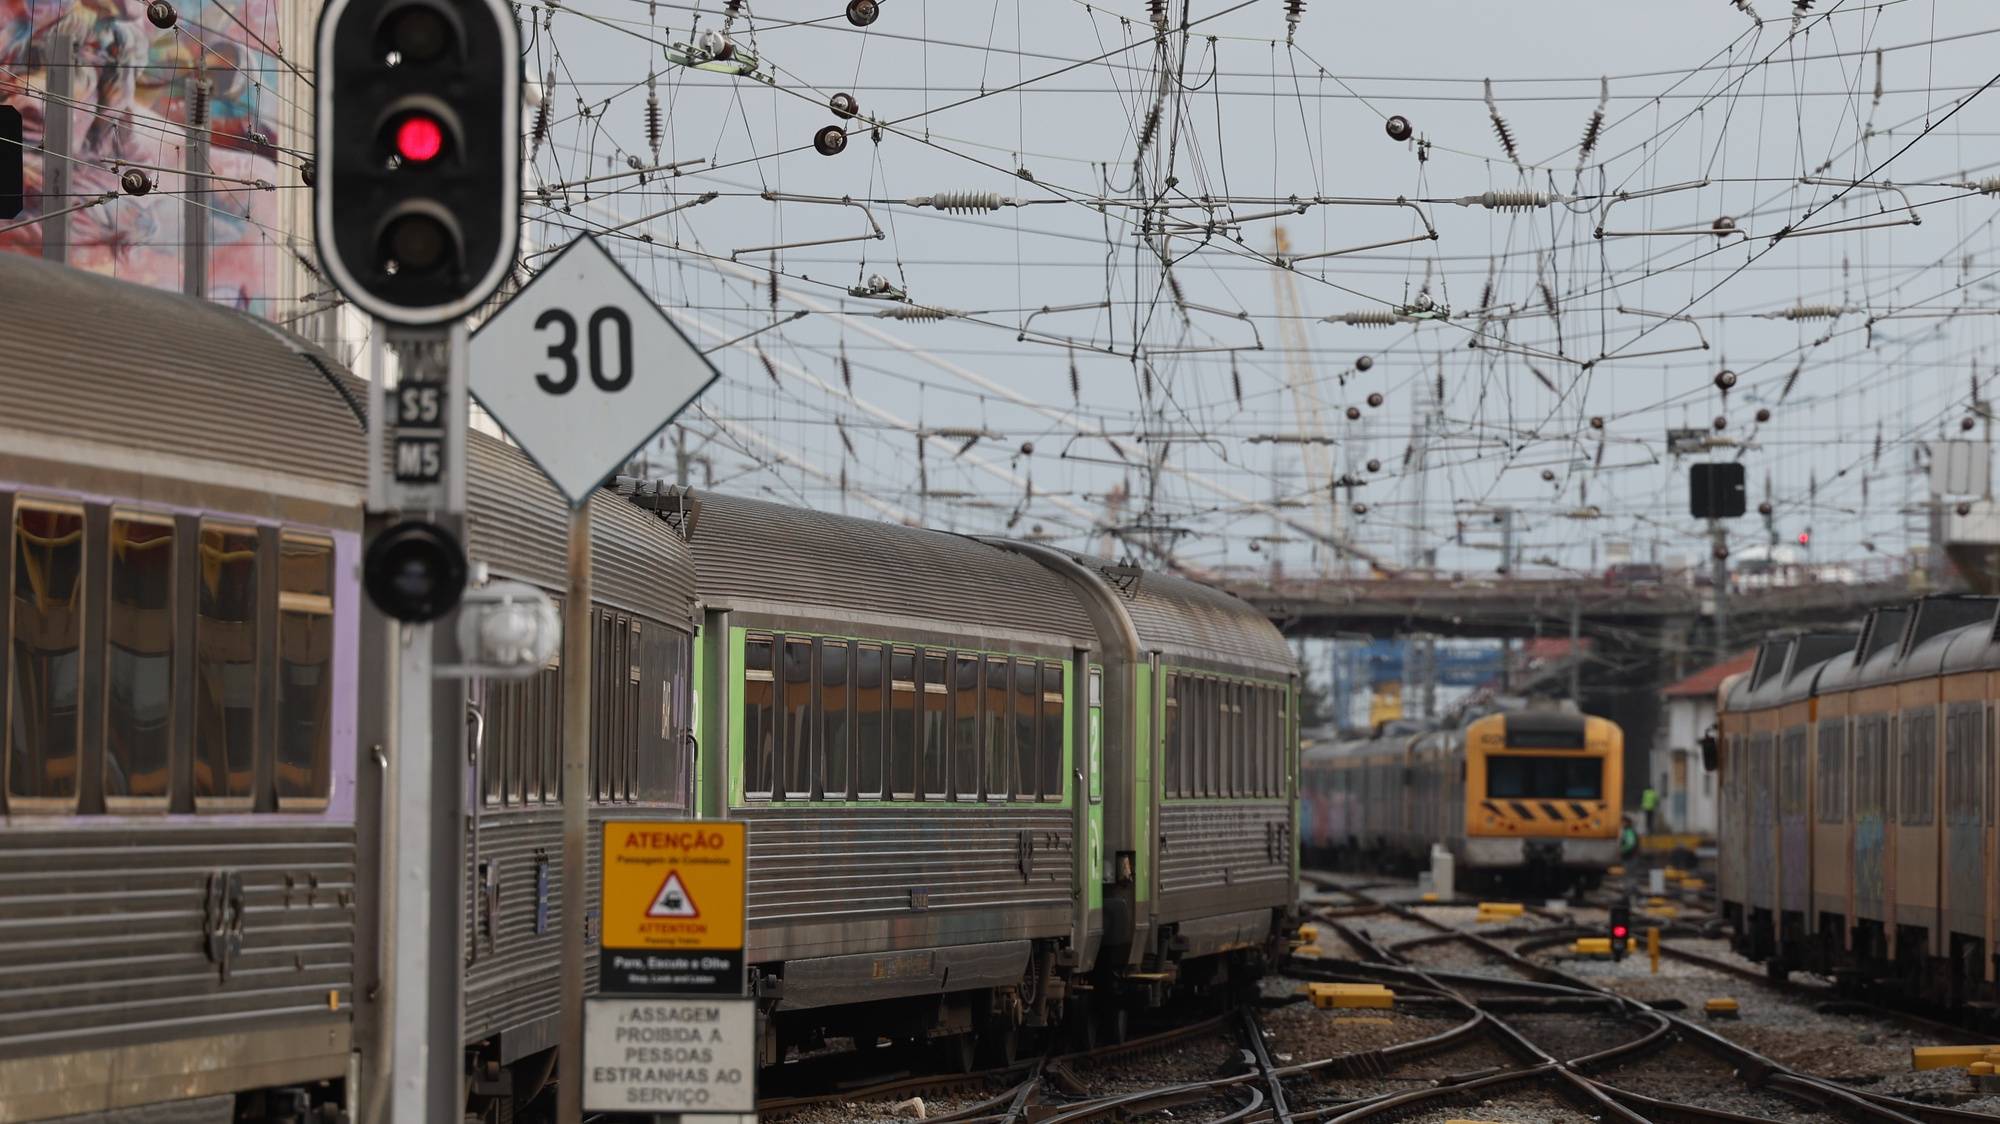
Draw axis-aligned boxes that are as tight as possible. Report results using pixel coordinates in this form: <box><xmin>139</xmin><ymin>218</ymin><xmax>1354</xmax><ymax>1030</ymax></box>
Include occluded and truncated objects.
<box><xmin>755</xmin><ymin>1011</ymin><xmax>1235</xmax><ymax>1120</ymax></box>
<box><xmin>761</xmin><ymin>876</ymin><xmax>1992</xmax><ymax>1122</ymax></box>
<box><xmin>1298</xmin><ymin>884</ymin><xmax>1999</xmax><ymax>1123</ymax></box>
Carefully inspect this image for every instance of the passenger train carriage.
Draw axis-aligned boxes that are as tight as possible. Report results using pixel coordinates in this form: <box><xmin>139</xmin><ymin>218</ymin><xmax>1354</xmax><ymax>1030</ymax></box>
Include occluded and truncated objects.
<box><xmin>681</xmin><ymin>494</ymin><xmax>1299</xmax><ymax>1065</ymax></box>
<box><xmin>0</xmin><ymin>253</ymin><xmax>1300</xmax><ymax>1121</ymax></box>
<box><xmin>0</xmin><ymin>248</ymin><xmax>703</xmax><ymax>1124</ymax></box>
<box><xmin>1299</xmin><ymin>704</ymin><xmax>1624</xmax><ymax>891</ymax></box>
<box><xmin>1717</xmin><ymin>594</ymin><xmax>2000</xmax><ymax>1017</ymax></box>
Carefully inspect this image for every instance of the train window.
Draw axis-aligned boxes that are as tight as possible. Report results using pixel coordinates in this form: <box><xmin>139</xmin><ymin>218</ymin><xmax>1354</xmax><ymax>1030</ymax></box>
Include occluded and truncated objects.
<box><xmin>1899</xmin><ymin>712</ymin><xmax>1936</xmax><ymax>825</ymax></box>
<box><xmin>1234</xmin><ymin>682</ymin><xmax>1250</xmax><ymax>797</ymax></box>
<box><xmin>194</xmin><ymin>522</ymin><xmax>258</xmax><ymax>808</ymax></box>
<box><xmin>7</xmin><ymin>500</ymin><xmax>85</xmax><ymax>809</ymax></box>
<box><xmin>856</xmin><ymin>643</ymin><xmax>884</xmax><ymax>799</ymax></box>
<box><xmin>1163</xmin><ymin>673</ymin><xmax>1182</xmax><ymax>797</ymax></box>
<box><xmin>744</xmin><ymin>632</ymin><xmax>772</xmax><ymax>796</ymax></box>
<box><xmin>1250</xmin><ymin>684</ymin><xmax>1265</xmax><ymax>797</ymax></box>
<box><xmin>819</xmin><ymin>639</ymin><xmax>851</xmax><ymax>800</ymax></box>
<box><xmin>889</xmin><ymin>648</ymin><xmax>917</xmax><ymax>798</ymax></box>
<box><xmin>1013</xmin><ymin>660</ymin><xmax>1039</xmax><ymax>800</ymax></box>
<box><xmin>1816</xmin><ymin>719</ymin><xmax>1846</xmax><ymax>824</ymax></box>
<box><xmin>781</xmin><ymin>638</ymin><xmax>813</xmax><ymax>799</ymax></box>
<box><xmin>1987</xmin><ymin>709</ymin><xmax>1997</xmax><ymax>828</ymax></box>
<box><xmin>1182</xmin><ymin>677</ymin><xmax>1199</xmax><ymax>797</ymax></box>
<box><xmin>984</xmin><ymin>656</ymin><xmax>1011</xmax><ymax>799</ymax></box>
<box><xmin>1257</xmin><ymin>686</ymin><xmax>1272</xmax><ymax>797</ymax></box>
<box><xmin>275</xmin><ymin>533</ymin><xmax>335</xmax><ymax>808</ymax></box>
<box><xmin>743</xmin><ymin>636</ymin><xmax>775</xmax><ymax>798</ymax></box>
<box><xmin>104</xmin><ymin>512</ymin><xmax>175</xmax><ymax>807</ymax></box>
<box><xmin>923</xmin><ymin>651</ymin><xmax>949</xmax><ymax>799</ymax></box>
<box><xmin>1040</xmin><ymin>663</ymin><xmax>1063</xmax><ymax>801</ymax></box>
<box><xmin>535</xmin><ymin>659</ymin><xmax>559</xmax><ymax>803</ymax></box>
<box><xmin>952</xmin><ymin>653</ymin><xmax>980</xmax><ymax>799</ymax></box>
<box><xmin>1217</xmin><ymin>681</ymin><xmax>1233</xmax><ymax>798</ymax></box>
<box><xmin>633</xmin><ymin>623</ymin><xmax>685</xmax><ymax>804</ymax></box>
<box><xmin>1487</xmin><ymin>755</ymin><xmax>1601</xmax><ymax>800</ymax></box>
<box><xmin>1207</xmin><ymin>679</ymin><xmax>1223</xmax><ymax>798</ymax></box>
<box><xmin>1945</xmin><ymin>708</ymin><xmax>1977</xmax><ymax>825</ymax></box>
<box><xmin>1185</xmin><ymin>675</ymin><xmax>1200</xmax><ymax>798</ymax></box>
<box><xmin>1779</xmin><ymin>730</ymin><xmax>1806</xmax><ymax>817</ymax></box>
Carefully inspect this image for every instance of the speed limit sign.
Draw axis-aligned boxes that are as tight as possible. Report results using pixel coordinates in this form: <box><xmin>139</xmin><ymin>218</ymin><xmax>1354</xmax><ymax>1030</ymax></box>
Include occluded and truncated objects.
<box><xmin>469</xmin><ymin>235</ymin><xmax>720</xmax><ymax>507</ymax></box>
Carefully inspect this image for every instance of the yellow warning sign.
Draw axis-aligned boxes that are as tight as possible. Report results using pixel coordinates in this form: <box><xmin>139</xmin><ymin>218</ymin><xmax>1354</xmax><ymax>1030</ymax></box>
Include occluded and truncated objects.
<box><xmin>600</xmin><ymin>821</ymin><xmax>746</xmax><ymax>995</ymax></box>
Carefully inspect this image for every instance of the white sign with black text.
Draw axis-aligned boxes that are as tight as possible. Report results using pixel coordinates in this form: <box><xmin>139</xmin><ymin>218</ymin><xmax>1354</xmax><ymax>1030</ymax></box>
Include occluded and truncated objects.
<box><xmin>469</xmin><ymin>235</ymin><xmax>720</xmax><ymax>508</ymax></box>
<box><xmin>582</xmin><ymin>996</ymin><xmax>756</xmax><ymax>1114</ymax></box>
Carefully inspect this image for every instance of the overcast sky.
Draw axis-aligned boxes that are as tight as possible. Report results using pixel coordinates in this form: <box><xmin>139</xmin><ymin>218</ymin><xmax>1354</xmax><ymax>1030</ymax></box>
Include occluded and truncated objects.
<box><xmin>519</xmin><ymin>0</ymin><xmax>2000</xmax><ymax>584</ymax></box>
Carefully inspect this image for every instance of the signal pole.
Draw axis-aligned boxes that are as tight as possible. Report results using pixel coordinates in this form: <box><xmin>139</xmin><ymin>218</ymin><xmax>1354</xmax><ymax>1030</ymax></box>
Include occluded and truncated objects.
<box><xmin>315</xmin><ymin>2</ymin><xmax>520</xmax><ymax>1119</ymax></box>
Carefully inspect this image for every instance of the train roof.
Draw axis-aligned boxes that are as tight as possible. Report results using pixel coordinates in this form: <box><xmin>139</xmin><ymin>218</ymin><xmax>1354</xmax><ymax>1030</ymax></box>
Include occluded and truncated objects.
<box><xmin>1043</xmin><ymin>550</ymin><xmax>1296</xmax><ymax>676</ymax></box>
<box><xmin>1299</xmin><ymin>728</ymin><xmax>1421</xmax><ymax>765</ymax></box>
<box><xmin>682</xmin><ymin>490</ymin><xmax>1098</xmax><ymax>645</ymax></box>
<box><xmin>0</xmin><ymin>254</ymin><xmax>695</xmax><ymax>625</ymax></box>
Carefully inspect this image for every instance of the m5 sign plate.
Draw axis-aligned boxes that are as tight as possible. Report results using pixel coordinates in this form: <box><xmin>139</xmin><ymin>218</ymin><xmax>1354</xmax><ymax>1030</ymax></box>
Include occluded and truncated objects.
<box><xmin>470</xmin><ymin>235</ymin><xmax>720</xmax><ymax>507</ymax></box>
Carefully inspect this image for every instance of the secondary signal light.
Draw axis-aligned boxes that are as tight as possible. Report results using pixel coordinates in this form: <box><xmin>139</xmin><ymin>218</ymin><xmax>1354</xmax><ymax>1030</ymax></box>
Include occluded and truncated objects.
<box><xmin>394</xmin><ymin>114</ymin><xmax>445</xmax><ymax>162</ymax></box>
<box><xmin>1797</xmin><ymin>531</ymin><xmax>1810</xmax><ymax>546</ymax></box>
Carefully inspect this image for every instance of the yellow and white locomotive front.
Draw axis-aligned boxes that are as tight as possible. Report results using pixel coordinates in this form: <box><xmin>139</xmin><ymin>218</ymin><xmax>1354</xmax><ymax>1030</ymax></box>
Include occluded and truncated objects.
<box><xmin>1461</xmin><ymin>710</ymin><xmax>1623</xmax><ymax>871</ymax></box>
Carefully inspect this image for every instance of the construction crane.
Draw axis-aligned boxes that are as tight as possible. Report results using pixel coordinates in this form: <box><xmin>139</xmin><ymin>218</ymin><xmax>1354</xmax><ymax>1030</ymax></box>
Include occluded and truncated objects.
<box><xmin>1271</xmin><ymin>227</ymin><xmax>1343</xmax><ymax>575</ymax></box>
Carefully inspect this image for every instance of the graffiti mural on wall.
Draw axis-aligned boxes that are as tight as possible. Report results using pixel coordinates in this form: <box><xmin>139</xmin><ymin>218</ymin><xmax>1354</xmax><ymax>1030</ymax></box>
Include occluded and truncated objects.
<box><xmin>0</xmin><ymin>0</ymin><xmax>286</xmax><ymax>312</ymax></box>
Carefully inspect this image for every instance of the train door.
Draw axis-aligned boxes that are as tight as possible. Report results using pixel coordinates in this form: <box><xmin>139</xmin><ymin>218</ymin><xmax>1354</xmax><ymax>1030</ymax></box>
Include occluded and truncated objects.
<box><xmin>1777</xmin><ymin>712</ymin><xmax>1810</xmax><ymax>951</ymax></box>
<box><xmin>1810</xmin><ymin>693</ymin><xmax>1851</xmax><ymax>957</ymax></box>
<box><xmin>1943</xmin><ymin>683</ymin><xmax>1985</xmax><ymax>971</ymax></box>
<box><xmin>1891</xmin><ymin>682</ymin><xmax>1939</xmax><ymax>960</ymax></box>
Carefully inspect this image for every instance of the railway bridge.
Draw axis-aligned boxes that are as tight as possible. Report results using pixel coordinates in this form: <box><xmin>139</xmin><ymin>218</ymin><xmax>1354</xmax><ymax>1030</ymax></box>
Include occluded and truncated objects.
<box><xmin>1217</xmin><ymin>564</ymin><xmax>1936</xmax><ymax>804</ymax></box>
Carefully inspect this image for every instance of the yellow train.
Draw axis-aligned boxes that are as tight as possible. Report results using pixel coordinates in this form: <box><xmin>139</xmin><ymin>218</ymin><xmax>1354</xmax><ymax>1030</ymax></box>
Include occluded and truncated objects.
<box><xmin>1300</xmin><ymin>704</ymin><xmax>1625</xmax><ymax>891</ymax></box>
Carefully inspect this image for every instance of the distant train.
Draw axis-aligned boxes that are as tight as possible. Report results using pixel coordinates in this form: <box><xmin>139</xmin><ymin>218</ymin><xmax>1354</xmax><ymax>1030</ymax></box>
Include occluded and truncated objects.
<box><xmin>1299</xmin><ymin>703</ymin><xmax>1625</xmax><ymax>891</ymax></box>
<box><xmin>1716</xmin><ymin>594</ymin><xmax>2000</xmax><ymax>1017</ymax></box>
<box><xmin>0</xmin><ymin>254</ymin><xmax>1300</xmax><ymax>1122</ymax></box>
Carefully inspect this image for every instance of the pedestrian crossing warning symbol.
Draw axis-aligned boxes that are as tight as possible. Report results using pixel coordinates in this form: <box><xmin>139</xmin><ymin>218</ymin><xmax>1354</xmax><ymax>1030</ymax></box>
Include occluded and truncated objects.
<box><xmin>647</xmin><ymin>871</ymin><xmax>699</xmax><ymax>918</ymax></box>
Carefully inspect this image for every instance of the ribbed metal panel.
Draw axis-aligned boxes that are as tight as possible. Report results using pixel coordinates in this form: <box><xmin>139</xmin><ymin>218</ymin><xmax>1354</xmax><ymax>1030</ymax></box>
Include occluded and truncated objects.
<box><xmin>735</xmin><ymin>806</ymin><xmax>1074</xmax><ymax>960</ymax></box>
<box><xmin>465</xmin><ymin>441</ymin><xmax>695</xmax><ymax>625</ymax></box>
<box><xmin>0</xmin><ymin>255</ymin><xmax>695</xmax><ymax>630</ymax></box>
<box><xmin>686</xmin><ymin>493</ymin><xmax>1095</xmax><ymax>640</ymax></box>
<box><xmin>0</xmin><ymin>254</ymin><xmax>367</xmax><ymax>487</ymax></box>
<box><xmin>0</xmin><ymin>826</ymin><xmax>355</xmax><ymax>1057</ymax></box>
<box><xmin>463</xmin><ymin>808</ymin><xmax>706</xmax><ymax>1044</ymax></box>
<box><xmin>1156</xmin><ymin>803</ymin><xmax>1291</xmax><ymax>904</ymax></box>
<box><xmin>1058</xmin><ymin>550</ymin><xmax>1293</xmax><ymax>674</ymax></box>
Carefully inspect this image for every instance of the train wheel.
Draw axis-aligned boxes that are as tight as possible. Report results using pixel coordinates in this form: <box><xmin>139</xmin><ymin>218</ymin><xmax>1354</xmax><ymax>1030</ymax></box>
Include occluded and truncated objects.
<box><xmin>1066</xmin><ymin>996</ymin><xmax>1100</xmax><ymax>1051</ymax></box>
<box><xmin>976</xmin><ymin>1021</ymin><xmax>1020</xmax><ymax>1068</ymax></box>
<box><xmin>936</xmin><ymin>1032</ymin><xmax>977</xmax><ymax>1073</ymax></box>
<box><xmin>1098</xmin><ymin>1003</ymin><xmax>1129</xmax><ymax>1045</ymax></box>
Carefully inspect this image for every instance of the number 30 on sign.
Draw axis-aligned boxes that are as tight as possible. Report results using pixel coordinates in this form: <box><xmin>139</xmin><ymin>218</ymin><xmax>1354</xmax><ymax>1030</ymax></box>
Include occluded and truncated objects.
<box><xmin>468</xmin><ymin>235</ymin><xmax>721</xmax><ymax>509</ymax></box>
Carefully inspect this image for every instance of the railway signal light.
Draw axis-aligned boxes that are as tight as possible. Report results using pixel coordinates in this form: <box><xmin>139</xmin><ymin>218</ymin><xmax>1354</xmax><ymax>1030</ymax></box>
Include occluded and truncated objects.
<box><xmin>1689</xmin><ymin>461</ymin><xmax>1746</xmax><ymax>519</ymax></box>
<box><xmin>314</xmin><ymin>0</ymin><xmax>520</xmax><ymax>325</ymax></box>
<box><xmin>364</xmin><ymin>520</ymin><xmax>468</xmax><ymax>623</ymax></box>
<box><xmin>1608</xmin><ymin>900</ymin><xmax>1633</xmax><ymax>961</ymax></box>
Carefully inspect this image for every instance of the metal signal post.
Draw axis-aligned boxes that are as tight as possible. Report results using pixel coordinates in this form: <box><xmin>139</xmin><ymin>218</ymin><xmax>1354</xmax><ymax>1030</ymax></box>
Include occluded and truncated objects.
<box><xmin>316</xmin><ymin>1</ymin><xmax>520</xmax><ymax>1120</ymax></box>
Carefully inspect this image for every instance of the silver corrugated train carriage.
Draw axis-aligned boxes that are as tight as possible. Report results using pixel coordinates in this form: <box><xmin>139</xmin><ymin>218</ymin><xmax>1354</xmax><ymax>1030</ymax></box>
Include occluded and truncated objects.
<box><xmin>0</xmin><ymin>253</ymin><xmax>702</xmax><ymax>1122</ymax></box>
<box><xmin>0</xmin><ymin>252</ymin><xmax>1303</xmax><ymax>1119</ymax></box>
<box><xmin>683</xmin><ymin>496</ymin><xmax>1299</xmax><ymax>1064</ymax></box>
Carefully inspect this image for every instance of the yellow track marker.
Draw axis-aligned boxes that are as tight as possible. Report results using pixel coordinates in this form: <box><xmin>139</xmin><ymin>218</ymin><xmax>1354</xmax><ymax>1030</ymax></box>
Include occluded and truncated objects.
<box><xmin>1705</xmin><ymin>997</ymin><xmax>1740</xmax><ymax>1019</ymax></box>
<box><xmin>1305</xmin><ymin>982</ymin><xmax>1395</xmax><ymax>1009</ymax></box>
<box><xmin>1913</xmin><ymin>1045</ymin><xmax>2000</xmax><ymax>1070</ymax></box>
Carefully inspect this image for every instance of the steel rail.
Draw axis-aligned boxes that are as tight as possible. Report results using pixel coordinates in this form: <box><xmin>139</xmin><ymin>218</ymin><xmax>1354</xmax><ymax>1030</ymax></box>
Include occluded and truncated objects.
<box><xmin>1317</xmin><ymin>893</ymin><xmax>1988</xmax><ymax>1124</ymax></box>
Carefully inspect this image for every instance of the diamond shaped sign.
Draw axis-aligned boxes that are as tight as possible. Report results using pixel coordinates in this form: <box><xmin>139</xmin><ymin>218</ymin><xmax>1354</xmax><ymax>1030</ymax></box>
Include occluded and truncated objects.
<box><xmin>470</xmin><ymin>235</ymin><xmax>719</xmax><ymax>507</ymax></box>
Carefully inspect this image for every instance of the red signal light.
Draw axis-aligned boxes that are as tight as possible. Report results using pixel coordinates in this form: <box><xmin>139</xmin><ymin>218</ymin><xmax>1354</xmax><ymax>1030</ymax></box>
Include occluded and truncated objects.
<box><xmin>1612</xmin><ymin>925</ymin><xmax>1629</xmax><ymax>939</ymax></box>
<box><xmin>394</xmin><ymin>114</ymin><xmax>445</xmax><ymax>163</ymax></box>
<box><xmin>1797</xmin><ymin>531</ymin><xmax>1810</xmax><ymax>546</ymax></box>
